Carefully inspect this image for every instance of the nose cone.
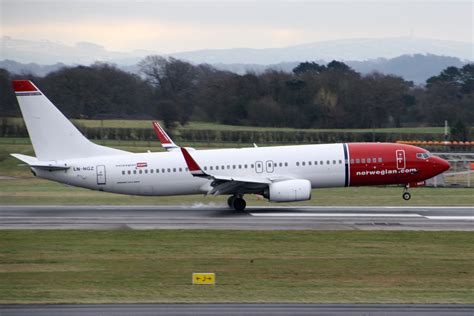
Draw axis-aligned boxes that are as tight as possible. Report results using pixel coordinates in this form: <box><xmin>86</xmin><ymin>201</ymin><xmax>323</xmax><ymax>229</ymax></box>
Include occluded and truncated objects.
<box><xmin>433</xmin><ymin>157</ymin><xmax>450</xmax><ymax>174</ymax></box>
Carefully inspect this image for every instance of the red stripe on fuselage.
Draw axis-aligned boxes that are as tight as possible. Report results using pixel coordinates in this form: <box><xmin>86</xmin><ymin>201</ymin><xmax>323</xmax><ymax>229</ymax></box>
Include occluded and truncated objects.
<box><xmin>347</xmin><ymin>143</ymin><xmax>430</xmax><ymax>186</ymax></box>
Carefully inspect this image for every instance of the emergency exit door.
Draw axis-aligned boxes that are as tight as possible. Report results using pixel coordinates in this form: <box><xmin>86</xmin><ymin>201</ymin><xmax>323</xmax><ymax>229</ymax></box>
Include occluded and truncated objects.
<box><xmin>396</xmin><ymin>150</ymin><xmax>406</xmax><ymax>169</ymax></box>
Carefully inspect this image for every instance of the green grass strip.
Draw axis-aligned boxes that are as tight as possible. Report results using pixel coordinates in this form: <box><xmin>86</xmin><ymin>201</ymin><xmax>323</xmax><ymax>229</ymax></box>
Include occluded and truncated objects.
<box><xmin>0</xmin><ymin>230</ymin><xmax>473</xmax><ymax>304</ymax></box>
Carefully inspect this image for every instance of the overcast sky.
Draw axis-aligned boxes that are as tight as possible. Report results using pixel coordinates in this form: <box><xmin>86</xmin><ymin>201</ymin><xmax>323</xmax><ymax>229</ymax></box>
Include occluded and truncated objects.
<box><xmin>1</xmin><ymin>0</ymin><xmax>472</xmax><ymax>53</ymax></box>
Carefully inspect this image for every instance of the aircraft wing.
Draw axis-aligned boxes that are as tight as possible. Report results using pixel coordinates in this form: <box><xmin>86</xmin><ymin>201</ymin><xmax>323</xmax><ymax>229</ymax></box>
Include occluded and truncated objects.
<box><xmin>180</xmin><ymin>147</ymin><xmax>273</xmax><ymax>195</ymax></box>
<box><xmin>11</xmin><ymin>153</ymin><xmax>70</xmax><ymax>170</ymax></box>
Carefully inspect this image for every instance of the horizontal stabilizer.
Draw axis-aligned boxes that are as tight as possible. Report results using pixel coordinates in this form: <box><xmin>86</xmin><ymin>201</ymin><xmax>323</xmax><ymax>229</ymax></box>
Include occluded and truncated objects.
<box><xmin>11</xmin><ymin>153</ymin><xmax>70</xmax><ymax>170</ymax></box>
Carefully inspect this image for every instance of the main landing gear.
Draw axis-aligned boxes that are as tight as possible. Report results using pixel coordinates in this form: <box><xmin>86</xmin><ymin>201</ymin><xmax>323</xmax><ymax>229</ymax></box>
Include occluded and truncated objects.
<box><xmin>402</xmin><ymin>186</ymin><xmax>411</xmax><ymax>201</ymax></box>
<box><xmin>227</xmin><ymin>195</ymin><xmax>247</xmax><ymax>211</ymax></box>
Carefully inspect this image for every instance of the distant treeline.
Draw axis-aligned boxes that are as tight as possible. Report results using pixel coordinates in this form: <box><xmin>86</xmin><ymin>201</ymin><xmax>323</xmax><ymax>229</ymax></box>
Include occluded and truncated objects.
<box><xmin>0</xmin><ymin>119</ymin><xmax>449</xmax><ymax>144</ymax></box>
<box><xmin>0</xmin><ymin>57</ymin><xmax>473</xmax><ymax>139</ymax></box>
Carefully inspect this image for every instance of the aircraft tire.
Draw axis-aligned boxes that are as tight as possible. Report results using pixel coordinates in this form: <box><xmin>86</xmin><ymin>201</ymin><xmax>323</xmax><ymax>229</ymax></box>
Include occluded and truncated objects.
<box><xmin>402</xmin><ymin>192</ymin><xmax>411</xmax><ymax>201</ymax></box>
<box><xmin>232</xmin><ymin>197</ymin><xmax>246</xmax><ymax>211</ymax></box>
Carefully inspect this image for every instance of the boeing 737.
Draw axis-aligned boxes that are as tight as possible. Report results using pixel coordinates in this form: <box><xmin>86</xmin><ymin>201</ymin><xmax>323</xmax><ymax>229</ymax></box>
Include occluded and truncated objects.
<box><xmin>11</xmin><ymin>80</ymin><xmax>450</xmax><ymax>211</ymax></box>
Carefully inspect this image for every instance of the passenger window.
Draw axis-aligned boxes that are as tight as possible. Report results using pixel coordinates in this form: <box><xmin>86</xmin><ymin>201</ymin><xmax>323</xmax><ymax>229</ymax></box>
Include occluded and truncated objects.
<box><xmin>179</xmin><ymin>168</ymin><xmax>182</xmax><ymax>172</ymax></box>
<box><xmin>222</xmin><ymin>166</ymin><xmax>225</xmax><ymax>170</ymax></box>
<box><xmin>279</xmin><ymin>162</ymin><xmax>282</xmax><ymax>167</ymax></box>
<box><xmin>251</xmin><ymin>164</ymin><xmax>254</xmax><ymax>168</ymax></box>
<box><xmin>339</xmin><ymin>160</ymin><xmax>342</xmax><ymax>164</ymax></box>
<box><xmin>216</xmin><ymin>166</ymin><xmax>219</xmax><ymax>170</ymax></box>
<box><xmin>121</xmin><ymin>171</ymin><xmax>125</xmax><ymax>175</ymax></box>
<box><xmin>162</xmin><ymin>168</ymin><xmax>165</xmax><ymax>173</ymax></box>
<box><xmin>145</xmin><ymin>169</ymin><xmax>148</xmax><ymax>174</ymax></box>
<box><xmin>204</xmin><ymin>166</ymin><xmax>208</xmax><ymax>170</ymax></box>
<box><xmin>185</xmin><ymin>168</ymin><xmax>189</xmax><ymax>171</ymax></box>
<box><xmin>356</xmin><ymin>159</ymin><xmax>360</xmax><ymax>163</ymax></box>
<box><xmin>350</xmin><ymin>159</ymin><xmax>354</xmax><ymax>164</ymax></box>
<box><xmin>296</xmin><ymin>162</ymin><xmax>300</xmax><ymax>166</ymax></box>
<box><xmin>167</xmin><ymin>168</ymin><xmax>171</xmax><ymax>173</ymax></box>
<box><xmin>315</xmin><ymin>161</ymin><xmax>318</xmax><ymax>165</ymax></box>
<box><xmin>367</xmin><ymin>158</ymin><xmax>371</xmax><ymax>163</ymax></box>
<box><xmin>378</xmin><ymin>158</ymin><xmax>383</xmax><ymax>163</ymax></box>
<box><xmin>233</xmin><ymin>165</ymin><xmax>236</xmax><ymax>169</ymax></box>
<box><xmin>238</xmin><ymin>165</ymin><xmax>242</xmax><ymax>169</ymax></box>
<box><xmin>308</xmin><ymin>161</ymin><xmax>312</xmax><ymax>166</ymax></box>
<box><xmin>139</xmin><ymin>170</ymin><xmax>142</xmax><ymax>174</ymax></box>
<box><xmin>361</xmin><ymin>159</ymin><xmax>366</xmax><ymax>163</ymax></box>
<box><xmin>333</xmin><ymin>160</ymin><xmax>336</xmax><ymax>164</ymax></box>
<box><xmin>327</xmin><ymin>160</ymin><xmax>330</xmax><ymax>165</ymax></box>
<box><xmin>210</xmin><ymin>166</ymin><xmax>213</xmax><ymax>170</ymax></box>
<box><xmin>302</xmin><ymin>162</ymin><xmax>305</xmax><ymax>166</ymax></box>
<box><xmin>245</xmin><ymin>164</ymin><xmax>248</xmax><ymax>168</ymax></box>
<box><xmin>127</xmin><ymin>170</ymin><xmax>131</xmax><ymax>175</ymax></box>
<box><xmin>156</xmin><ymin>169</ymin><xmax>159</xmax><ymax>173</ymax></box>
<box><xmin>285</xmin><ymin>162</ymin><xmax>288</xmax><ymax>167</ymax></box>
<box><xmin>273</xmin><ymin>163</ymin><xmax>277</xmax><ymax>167</ymax></box>
<box><xmin>172</xmin><ymin>168</ymin><xmax>176</xmax><ymax>172</ymax></box>
<box><xmin>320</xmin><ymin>161</ymin><xmax>323</xmax><ymax>165</ymax></box>
<box><xmin>150</xmin><ymin>169</ymin><xmax>154</xmax><ymax>174</ymax></box>
<box><xmin>133</xmin><ymin>170</ymin><xmax>137</xmax><ymax>174</ymax></box>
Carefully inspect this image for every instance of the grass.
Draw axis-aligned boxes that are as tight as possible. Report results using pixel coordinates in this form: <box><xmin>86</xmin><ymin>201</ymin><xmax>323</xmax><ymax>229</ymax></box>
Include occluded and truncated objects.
<box><xmin>0</xmin><ymin>230</ymin><xmax>472</xmax><ymax>304</ymax></box>
<box><xmin>4</xmin><ymin>117</ymin><xmax>446</xmax><ymax>134</ymax></box>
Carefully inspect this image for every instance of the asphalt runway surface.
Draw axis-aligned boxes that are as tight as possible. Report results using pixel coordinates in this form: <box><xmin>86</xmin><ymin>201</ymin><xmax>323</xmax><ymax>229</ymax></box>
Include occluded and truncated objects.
<box><xmin>1</xmin><ymin>304</ymin><xmax>474</xmax><ymax>316</ymax></box>
<box><xmin>0</xmin><ymin>205</ymin><xmax>472</xmax><ymax>230</ymax></box>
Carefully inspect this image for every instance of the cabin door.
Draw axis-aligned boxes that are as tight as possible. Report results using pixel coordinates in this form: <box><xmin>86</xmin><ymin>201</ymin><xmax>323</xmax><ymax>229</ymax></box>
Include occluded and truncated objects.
<box><xmin>96</xmin><ymin>165</ymin><xmax>106</xmax><ymax>185</ymax></box>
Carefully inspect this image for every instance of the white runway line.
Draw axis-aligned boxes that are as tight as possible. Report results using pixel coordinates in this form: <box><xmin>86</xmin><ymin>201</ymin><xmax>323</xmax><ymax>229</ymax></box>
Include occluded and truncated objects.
<box><xmin>250</xmin><ymin>213</ymin><xmax>423</xmax><ymax>217</ymax></box>
<box><xmin>425</xmin><ymin>216</ymin><xmax>474</xmax><ymax>220</ymax></box>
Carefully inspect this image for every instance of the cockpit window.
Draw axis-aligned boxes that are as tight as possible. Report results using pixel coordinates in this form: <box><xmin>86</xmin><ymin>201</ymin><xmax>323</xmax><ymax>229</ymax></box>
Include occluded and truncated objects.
<box><xmin>416</xmin><ymin>153</ymin><xmax>431</xmax><ymax>159</ymax></box>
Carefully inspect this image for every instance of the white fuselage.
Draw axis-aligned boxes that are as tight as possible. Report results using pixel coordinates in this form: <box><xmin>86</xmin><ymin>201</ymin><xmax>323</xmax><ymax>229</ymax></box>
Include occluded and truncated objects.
<box><xmin>36</xmin><ymin>144</ymin><xmax>346</xmax><ymax>196</ymax></box>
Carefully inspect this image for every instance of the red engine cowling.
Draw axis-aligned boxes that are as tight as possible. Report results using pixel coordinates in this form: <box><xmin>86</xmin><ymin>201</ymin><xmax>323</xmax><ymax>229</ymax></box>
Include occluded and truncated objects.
<box><xmin>266</xmin><ymin>179</ymin><xmax>312</xmax><ymax>202</ymax></box>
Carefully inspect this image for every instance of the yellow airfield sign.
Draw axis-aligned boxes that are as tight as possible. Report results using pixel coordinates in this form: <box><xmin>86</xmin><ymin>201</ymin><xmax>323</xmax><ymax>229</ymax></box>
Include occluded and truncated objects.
<box><xmin>192</xmin><ymin>273</ymin><xmax>215</xmax><ymax>285</ymax></box>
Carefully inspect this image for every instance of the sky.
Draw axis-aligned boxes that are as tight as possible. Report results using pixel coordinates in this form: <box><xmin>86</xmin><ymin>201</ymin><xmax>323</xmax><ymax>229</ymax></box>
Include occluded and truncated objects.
<box><xmin>1</xmin><ymin>0</ymin><xmax>472</xmax><ymax>53</ymax></box>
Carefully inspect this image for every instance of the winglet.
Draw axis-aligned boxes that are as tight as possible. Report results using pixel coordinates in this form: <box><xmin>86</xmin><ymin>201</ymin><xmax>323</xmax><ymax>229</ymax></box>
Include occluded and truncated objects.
<box><xmin>12</xmin><ymin>80</ymin><xmax>41</xmax><ymax>95</ymax></box>
<box><xmin>180</xmin><ymin>147</ymin><xmax>208</xmax><ymax>177</ymax></box>
<box><xmin>152</xmin><ymin>121</ymin><xmax>179</xmax><ymax>151</ymax></box>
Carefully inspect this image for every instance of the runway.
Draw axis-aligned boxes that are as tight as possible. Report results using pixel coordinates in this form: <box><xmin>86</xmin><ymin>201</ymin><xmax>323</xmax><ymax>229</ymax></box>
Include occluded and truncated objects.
<box><xmin>1</xmin><ymin>304</ymin><xmax>474</xmax><ymax>316</ymax></box>
<box><xmin>0</xmin><ymin>205</ymin><xmax>472</xmax><ymax>230</ymax></box>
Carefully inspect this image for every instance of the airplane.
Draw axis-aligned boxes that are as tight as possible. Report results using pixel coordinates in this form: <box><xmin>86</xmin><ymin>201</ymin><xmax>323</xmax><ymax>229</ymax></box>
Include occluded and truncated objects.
<box><xmin>10</xmin><ymin>80</ymin><xmax>450</xmax><ymax>211</ymax></box>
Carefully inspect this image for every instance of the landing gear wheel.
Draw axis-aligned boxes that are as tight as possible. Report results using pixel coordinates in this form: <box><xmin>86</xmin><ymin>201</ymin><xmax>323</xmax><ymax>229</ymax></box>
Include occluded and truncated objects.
<box><xmin>232</xmin><ymin>197</ymin><xmax>246</xmax><ymax>212</ymax></box>
<box><xmin>402</xmin><ymin>192</ymin><xmax>411</xmax><ymax>201</ymax></box>
<box><xmin>227</xmin><ymin>196</ymin><xmax>235</xmax><ymax>208</ymax></box>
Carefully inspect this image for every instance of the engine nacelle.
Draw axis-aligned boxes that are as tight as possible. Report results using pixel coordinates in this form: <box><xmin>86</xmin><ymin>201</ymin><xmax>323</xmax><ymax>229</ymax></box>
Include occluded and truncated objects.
<box><xmin>266</xmin><ymin>179</ymin><xmax>312</xmax><ymax>202</ymax></box>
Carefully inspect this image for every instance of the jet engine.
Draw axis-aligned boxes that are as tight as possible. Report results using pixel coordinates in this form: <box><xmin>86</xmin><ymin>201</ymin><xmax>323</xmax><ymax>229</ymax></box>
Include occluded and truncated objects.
<box><xmin>265</xmin><ymin>179</ymin><xmax>312</xmax><ymax>202</ymax></box>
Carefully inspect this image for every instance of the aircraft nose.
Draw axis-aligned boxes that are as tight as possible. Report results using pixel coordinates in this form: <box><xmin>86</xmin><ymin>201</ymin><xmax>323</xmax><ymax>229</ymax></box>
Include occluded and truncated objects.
<box><xmin>433</xmin><ymin>157</ymin><xmax>450</xmax><ymax>174</ymax></box>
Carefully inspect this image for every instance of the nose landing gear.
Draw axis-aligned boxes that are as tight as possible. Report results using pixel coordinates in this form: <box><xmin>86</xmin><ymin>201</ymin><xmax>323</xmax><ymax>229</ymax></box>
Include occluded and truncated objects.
<box><xmin>402</xmin><ymin>186</ymin><xmax>411</xmax><ymax>201</ymax></box>
<box><xmin>227</xmin><ymin>195</ymin><xmax>247</xmax><ymax>211</ymax></box>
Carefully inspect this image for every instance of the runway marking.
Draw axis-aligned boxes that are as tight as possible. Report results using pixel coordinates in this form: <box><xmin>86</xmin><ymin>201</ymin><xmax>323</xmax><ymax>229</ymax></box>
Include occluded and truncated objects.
<box><xmin>250</xmin><ymin>206</ymin><xmax>474</xmax><ymax>210</ymax></box>
<box><xmin>425</xmin><ymin>216</ymin><xmax>474</xmax><ymax>220</ymax></box>
<box><xmin>250</xmin><ymin>213</ymin><xmax>423</xmax><ymax>217</ymax></box>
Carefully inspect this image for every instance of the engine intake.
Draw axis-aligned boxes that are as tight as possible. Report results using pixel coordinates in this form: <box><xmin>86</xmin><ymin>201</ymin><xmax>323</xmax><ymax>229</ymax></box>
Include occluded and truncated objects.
<box><xmin>266</xmin><ymin>179</ymin><xmax>312</xmax><ymax>202</ymax></box>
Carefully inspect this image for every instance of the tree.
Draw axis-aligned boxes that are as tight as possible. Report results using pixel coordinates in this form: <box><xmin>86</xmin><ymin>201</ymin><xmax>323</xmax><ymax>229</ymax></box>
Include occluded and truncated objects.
<box><xmin>293</xmin><ymin>62</ymin><xmax>325</xmax><ymax>75</ymax></box>
<box><xmin>0</xmin><ymin>69</ymin><xmax>19</xmax><ymax>116</ymax></box>
<box><xmin>450</xmin><ymin>120</ymin><xmax>470</xmax><ymax>141</ymax></box>
<box><xmin>326</xmin><ymin>60</ymin><xmax>352</xmax><ymax>73</ymax></box>
<box><xmin>139</xmin><ymin>56</ymin><xmax>199</xmax><ymax>126</ymax></box>
<box><xmin>39</xmin><ymin>63</ymin><xmax>154</xmax><ymax>118</ymax></box>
